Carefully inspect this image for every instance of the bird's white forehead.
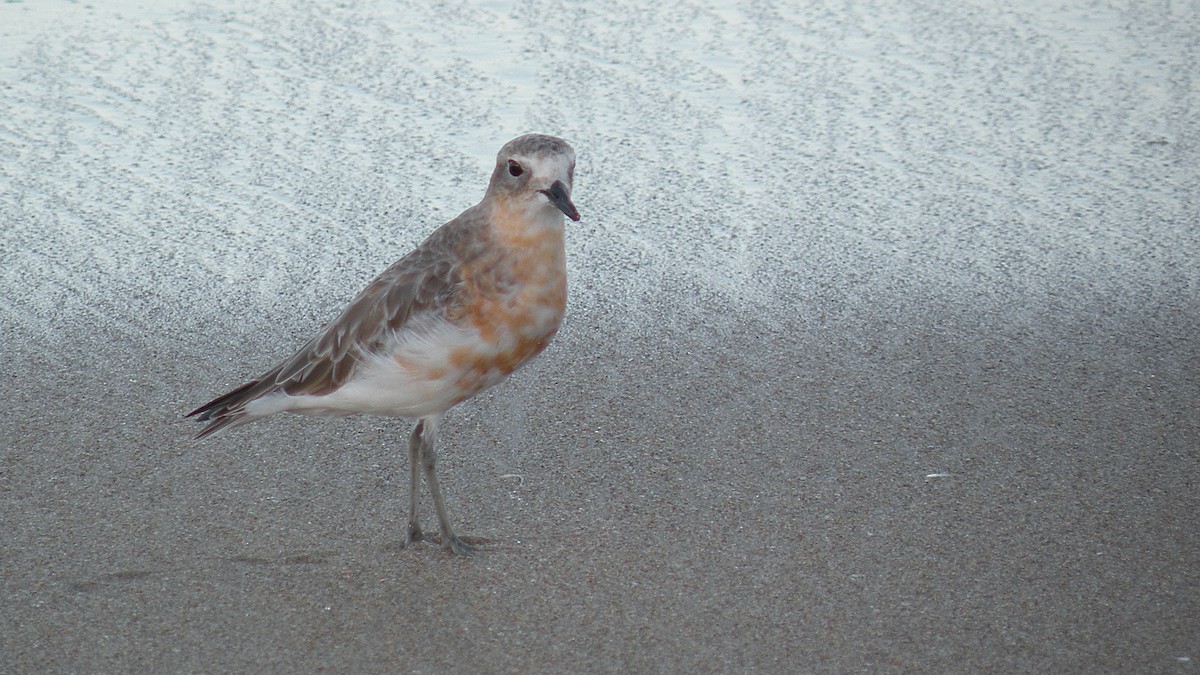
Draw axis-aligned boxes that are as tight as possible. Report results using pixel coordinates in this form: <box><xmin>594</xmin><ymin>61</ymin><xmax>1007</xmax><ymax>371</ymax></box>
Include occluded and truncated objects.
<box><xmin>516</xmin><ymin>150</ymin><xmax>574</xmax><ymax>177</ymax></box>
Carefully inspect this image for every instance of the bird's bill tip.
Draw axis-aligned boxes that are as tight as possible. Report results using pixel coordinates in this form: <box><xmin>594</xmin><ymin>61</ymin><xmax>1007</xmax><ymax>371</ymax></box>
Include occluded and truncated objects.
<box><xmin>541</xmin><ymin>180</ymin><xmax>580</xmax><ymax>222</ymax></box>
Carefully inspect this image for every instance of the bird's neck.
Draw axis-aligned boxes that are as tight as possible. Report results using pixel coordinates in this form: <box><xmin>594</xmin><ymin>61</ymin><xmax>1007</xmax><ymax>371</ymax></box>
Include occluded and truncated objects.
<box><xmin>488</xmin><ymin>195</ymin><xmax>566</xmax><ymax>256</ymax></box>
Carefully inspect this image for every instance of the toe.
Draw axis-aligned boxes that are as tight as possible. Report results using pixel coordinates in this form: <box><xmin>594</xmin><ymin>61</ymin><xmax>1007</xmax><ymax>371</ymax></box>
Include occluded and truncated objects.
<box><xmin>445</xmin><ymin>536</ymin><xmax>476</xmax><ymax>556</ymax></box>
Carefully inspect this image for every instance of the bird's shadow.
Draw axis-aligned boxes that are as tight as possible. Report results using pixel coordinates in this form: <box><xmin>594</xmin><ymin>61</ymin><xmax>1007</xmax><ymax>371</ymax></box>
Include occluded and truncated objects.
<box><xmin>63</xmin><ymin>539</ymin><xmax>501</xmax><ymax>593</ymax></box>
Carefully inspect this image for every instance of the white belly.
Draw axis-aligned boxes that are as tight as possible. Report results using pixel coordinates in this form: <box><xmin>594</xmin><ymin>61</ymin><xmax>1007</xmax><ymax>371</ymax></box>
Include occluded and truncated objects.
<box><xmin>243</xmin><ymin>311</ymin><xmax>549</xmax><ymax>420</ymax></box>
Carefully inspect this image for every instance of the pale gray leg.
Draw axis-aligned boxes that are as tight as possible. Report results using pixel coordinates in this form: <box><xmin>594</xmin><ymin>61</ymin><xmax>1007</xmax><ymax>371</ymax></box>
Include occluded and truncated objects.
<box><xmin>405</xmin><ymin>420</ymin><xmax>424</xmax><ymax>547</ymax></box>
<box><xmin>416</xmin><ymin>416</ymin><xmax>475</xmax><ymax>556</ymax></box>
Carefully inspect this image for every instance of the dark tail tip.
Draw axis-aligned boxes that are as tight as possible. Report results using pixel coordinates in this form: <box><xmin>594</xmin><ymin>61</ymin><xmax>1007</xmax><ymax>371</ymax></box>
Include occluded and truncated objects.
<box><xmin>187</xmin><ymin>379</ymin><xmax>260</xmax><ymax>438</ymax></box>
<box><xmin>193</xmin><ymin>415</ymin><xmax>239</xmax><ymax>440</ymax></box>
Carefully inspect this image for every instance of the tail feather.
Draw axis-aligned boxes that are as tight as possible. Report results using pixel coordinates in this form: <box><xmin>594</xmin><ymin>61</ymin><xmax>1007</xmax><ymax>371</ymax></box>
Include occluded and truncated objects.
<box><xmin>192</xmin><ymin>413</ymin><xmax>246</xmax><ymax>439</ymax></box>
<box><xmin>187</xmin><ymin>379</ymin><xmax>262</xmax><ymax>439</ymax></box>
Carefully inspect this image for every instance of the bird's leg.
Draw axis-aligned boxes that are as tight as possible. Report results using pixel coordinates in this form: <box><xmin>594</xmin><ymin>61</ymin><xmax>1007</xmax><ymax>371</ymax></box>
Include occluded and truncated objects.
<box><xmin>417</xmin><ymin>416</ymin><xmax>475</xmax><ymax>556</ymax></box>
<box><xmin>405</xmin><ymin>420</ymin><xmax>424</xmax><ymax>546</ymax></box>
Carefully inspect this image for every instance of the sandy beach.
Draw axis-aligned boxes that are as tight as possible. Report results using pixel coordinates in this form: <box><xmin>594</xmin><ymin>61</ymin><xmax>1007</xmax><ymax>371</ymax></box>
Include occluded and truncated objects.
<box><xmin>1</xmin><ymin>0</ymin><xmax>1196</xmax><ymax>670</ymax></box>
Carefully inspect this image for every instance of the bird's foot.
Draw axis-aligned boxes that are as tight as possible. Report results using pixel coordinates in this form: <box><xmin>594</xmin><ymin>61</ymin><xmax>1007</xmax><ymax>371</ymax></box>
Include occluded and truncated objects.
<box><xmin>405</xmin><ymin>522</ymin><xmax>424</xmax><ymax>547</ymax></box>
<box><xmin>443</xmin><ymin>535</ymin><xmax>476</xmax><ymax>557</ymax></box>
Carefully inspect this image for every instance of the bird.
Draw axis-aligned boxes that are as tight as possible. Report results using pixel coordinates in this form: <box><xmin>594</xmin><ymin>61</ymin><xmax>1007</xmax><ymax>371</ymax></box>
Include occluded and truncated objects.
<box><xmin>187</xmin><ymin>134</ymin><xmax>580</xmax><ymax>556</ymax></box>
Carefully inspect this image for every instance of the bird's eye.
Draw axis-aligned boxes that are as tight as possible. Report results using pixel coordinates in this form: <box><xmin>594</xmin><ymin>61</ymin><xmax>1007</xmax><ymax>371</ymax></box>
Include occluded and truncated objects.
<box><xmin>507</xmin><ymin>160</ymin><xmax>523</xmax><ymax>177</ymax></box>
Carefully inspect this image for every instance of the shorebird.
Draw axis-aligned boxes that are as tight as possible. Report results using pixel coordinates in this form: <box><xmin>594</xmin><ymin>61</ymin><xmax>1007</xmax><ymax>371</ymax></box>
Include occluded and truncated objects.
<box><xmin>188</xmin><ymin>134</ymin><xmax>580</xmax><ymax>556</ymax></box>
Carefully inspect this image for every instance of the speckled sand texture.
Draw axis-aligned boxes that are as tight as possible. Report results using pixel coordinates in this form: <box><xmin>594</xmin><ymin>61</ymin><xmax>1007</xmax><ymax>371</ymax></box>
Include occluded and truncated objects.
<box><xmin>1</xmin><ymin>0</ymin><xmax>1196</xmax><ymax>671</ymax></box>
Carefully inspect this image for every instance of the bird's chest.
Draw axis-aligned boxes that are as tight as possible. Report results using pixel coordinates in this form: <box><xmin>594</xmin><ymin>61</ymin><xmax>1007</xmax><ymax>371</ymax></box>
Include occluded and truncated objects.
<box><xmin>445</xmin><ymin>229</ymin><xmax>567</xmax><ymax>386</ymax></box>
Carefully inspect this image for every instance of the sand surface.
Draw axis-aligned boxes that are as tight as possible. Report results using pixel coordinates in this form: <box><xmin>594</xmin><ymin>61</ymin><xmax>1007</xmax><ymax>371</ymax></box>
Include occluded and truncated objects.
<box><xmin>1</xmin><ymin>0</ymin><xmax>1197</xmax><ymax>671</ymax></box>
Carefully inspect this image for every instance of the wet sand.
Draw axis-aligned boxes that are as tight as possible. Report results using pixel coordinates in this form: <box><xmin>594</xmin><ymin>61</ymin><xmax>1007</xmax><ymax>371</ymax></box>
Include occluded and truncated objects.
<box><xmin>1</xmin><ymin>0</ymin><xmax>1196</xmax><ymax>671</ymax></box>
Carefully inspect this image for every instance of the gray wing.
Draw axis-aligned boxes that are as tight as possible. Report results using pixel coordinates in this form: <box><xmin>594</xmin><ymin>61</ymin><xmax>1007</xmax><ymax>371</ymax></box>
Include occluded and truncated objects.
<box><xmin>275</xmin><ymin>243</ymin><xmax>461</xmax><ymax>396</ymax></box>
<box><xmin>188</xmin><ymin>221</ymin><xmax>470</xmax><ymax>434</ymax></box>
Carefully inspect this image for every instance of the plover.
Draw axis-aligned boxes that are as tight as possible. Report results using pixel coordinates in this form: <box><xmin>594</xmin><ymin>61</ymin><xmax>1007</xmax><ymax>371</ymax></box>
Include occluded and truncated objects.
<box><xmin>188</xmin><ymin>134</ymin><xmax>580</xmax><ymax>556</ymax></box>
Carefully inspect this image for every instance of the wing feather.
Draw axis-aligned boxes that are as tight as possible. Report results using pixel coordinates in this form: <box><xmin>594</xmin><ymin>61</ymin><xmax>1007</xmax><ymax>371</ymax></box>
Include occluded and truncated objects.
<box><xmin>188</xmin><ymin>216</ymin><xmax>475</xmax><ymax>435</ymax></box>
<box><xmin>277</xmin><ymin>248</ymin><xmax>460</xmax><ymax>396</ymax></box>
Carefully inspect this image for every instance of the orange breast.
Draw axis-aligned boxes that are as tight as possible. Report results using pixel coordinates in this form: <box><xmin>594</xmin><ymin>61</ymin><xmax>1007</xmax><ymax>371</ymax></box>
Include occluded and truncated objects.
<box><xmin>445</xmin><ymin>210</ymin><xmax>567</xmax><ymax>398</ymax></box>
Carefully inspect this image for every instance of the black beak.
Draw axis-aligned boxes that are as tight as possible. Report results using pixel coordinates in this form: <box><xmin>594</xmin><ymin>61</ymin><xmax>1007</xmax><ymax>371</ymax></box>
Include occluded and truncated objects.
<box><xmin>540</xmin><ymin>180</ymin><xmax>580</xmax><ymax>222</ymax></box>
